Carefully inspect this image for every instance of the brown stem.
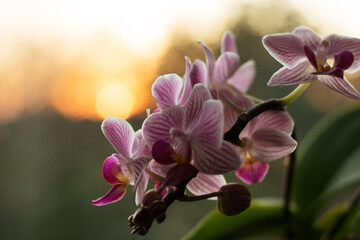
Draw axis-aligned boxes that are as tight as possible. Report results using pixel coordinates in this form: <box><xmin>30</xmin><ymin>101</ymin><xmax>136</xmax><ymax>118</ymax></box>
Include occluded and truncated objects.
<box><xmin>283</xmin><ymin>129</ymin><xmax>297</xmax><ymax>240</ymax></box>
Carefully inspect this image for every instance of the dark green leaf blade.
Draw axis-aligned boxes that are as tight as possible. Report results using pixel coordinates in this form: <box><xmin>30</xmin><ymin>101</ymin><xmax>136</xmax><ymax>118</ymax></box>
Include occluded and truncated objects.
<box><xmin>293</xmin><ymin>105</ymin><xmax>360</xmax><ymax>217</ymax></box>
<box><xmin>181</xmin><ymin>198</ymin><xmax>283</xmax><ymax>240</ymax></box>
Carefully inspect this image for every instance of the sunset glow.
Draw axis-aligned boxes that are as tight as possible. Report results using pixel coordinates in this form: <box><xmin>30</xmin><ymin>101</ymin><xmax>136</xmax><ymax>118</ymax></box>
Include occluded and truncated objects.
<box><xmin>1</xmin><ymin>0</ymin><xmax>360</xmax><ymax>124</ymax></box>
<box><xmin>96</xmin><ymin>84</ymin><xmax>134</xmax><ymax>120</ymax></box>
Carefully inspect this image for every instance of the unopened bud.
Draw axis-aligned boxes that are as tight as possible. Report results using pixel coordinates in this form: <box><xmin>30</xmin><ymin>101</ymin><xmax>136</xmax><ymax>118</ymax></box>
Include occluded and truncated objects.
<box><xmin>132</xmin><ymin>207</ymin><xmax>152</xmax><ymax>232</ymax></box>
<box><xmin>217</xmin><ymin>183</ymin><xmax>251</xmax><ymax>216</ymax></box>
<box><xmin>142</xmin><ymin>189</ymin><xmax>163</xmax><ymax>207</ymax></box>
<box><xmin>149</xmin><ymin>200</ymin><xmax>167</xmax><ymax>224</ymax></box>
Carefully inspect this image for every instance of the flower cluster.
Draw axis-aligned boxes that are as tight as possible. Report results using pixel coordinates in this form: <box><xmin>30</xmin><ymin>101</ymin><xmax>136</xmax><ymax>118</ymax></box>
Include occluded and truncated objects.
<box><xmin>92</xmin><ymin>26</ymin><xmax>360</xmax><ymax>235</ymax></box>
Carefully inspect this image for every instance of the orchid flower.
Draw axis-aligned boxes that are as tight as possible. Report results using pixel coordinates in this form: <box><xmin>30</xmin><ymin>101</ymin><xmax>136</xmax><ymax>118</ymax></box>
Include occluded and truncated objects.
<box><xmin>152</xmin><ymin>57</ymin><xmax>193</xmax><ymax>110</ymax></box>
<box><xmin>193</xmin><ymin>31</ymin><xmax>256</xmax><ymax>94</ymax></box>
<box><xmin>263</xmin><ymin>26</ymin><xmax>360</xmax><ymax>99</ymax></box>
<box><xmin>143</xmin><ymin>83</ymin><xmax>241</xmax><ymax>175</ymax></box>
<box><xmin>93</xmin><ymin>118</ymin><xmax>150</xmax><ymax>206</ymax></box>
<box><xmin>235</xmin><ymin>109</ymin><xmax>297</xmax><ymax>184</ymax></box>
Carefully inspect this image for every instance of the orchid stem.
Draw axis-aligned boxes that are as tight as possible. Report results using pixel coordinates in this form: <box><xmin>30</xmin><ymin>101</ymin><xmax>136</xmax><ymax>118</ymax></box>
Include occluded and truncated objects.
<box><xmin>178</xmin><ymin>192</ymin><xmax>224</xmax><ymax>202</ymax></box>
<box><xmin>279</xmin><ymin>83</ymin><xmax>310</xmax><ymax>107</ymax></box>
<box><xmin>145</xmin><ymin>168</ymin><xmax>165</xmax><ymax>183</ymax></box>
<box><xmin>283</xmin><ymin>129</ymin><xmax>297</xmax><ymax>240</ymax></box>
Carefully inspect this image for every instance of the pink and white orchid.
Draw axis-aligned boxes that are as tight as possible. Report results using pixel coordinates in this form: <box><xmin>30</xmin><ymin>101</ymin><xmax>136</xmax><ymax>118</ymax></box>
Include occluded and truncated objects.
<box><xmin>93</xmin><ymin>118</ymin><xmax>150</xmax><ymax>206</ymax></box>
<box><xmin>263</xmin><ymin>26</ymin><xmax>360</xmax><ymax>99</ymax></box>
<box><xmin>235</xmin><ymin>109</ymin><xmax>297</xmax><ymax>184</ymax></box>
<box><xmin>193</xmin><ymin>31</ymin><xmax>256</xmax><ymax>94</ymax></box>
<box><xmin>143</xmin><ymin>83</ymin><xmax>241</xmax><ymax>175</ymax></box>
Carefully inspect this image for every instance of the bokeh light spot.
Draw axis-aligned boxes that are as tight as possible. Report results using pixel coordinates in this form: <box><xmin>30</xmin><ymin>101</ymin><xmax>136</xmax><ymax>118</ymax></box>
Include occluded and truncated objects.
<box><xmin>96</xmin><ymin>84</ymin><xmax>134</xmax><ymax>119</ymax></box>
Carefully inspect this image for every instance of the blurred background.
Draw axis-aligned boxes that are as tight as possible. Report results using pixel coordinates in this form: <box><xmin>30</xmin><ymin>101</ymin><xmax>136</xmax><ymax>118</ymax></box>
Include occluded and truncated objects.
<box><xmin>1</xmin><ymin>0</ymin><xmax>360</xmax><ymax>239</ymax></box>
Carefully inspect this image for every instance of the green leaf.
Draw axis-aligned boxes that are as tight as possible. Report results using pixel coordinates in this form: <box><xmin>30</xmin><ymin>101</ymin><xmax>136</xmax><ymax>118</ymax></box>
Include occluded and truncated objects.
<box><xmin>293</xmin><ymin>105</ymin><xmax>360</xmax><ymax>218</ymax></box>
<box><xmin>181</xmin><ymin>198</ymin><xmax>283</xmax><ymax>240</ymax></box>
<box><xmin>315</xmin><ymin>200</ymin><xmax>360</xmax><ymax>239</ymax></box>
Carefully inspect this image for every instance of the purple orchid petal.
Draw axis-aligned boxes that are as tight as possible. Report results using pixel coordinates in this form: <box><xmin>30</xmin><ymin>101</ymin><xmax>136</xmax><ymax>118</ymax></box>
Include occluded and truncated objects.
<box><xmin>304</xmin><ymin>45</ymin><xmax>318</xmax><ymax>70</ymax></box>
<box><xmin>249</xmin><ymin>128</ymin><xmax>297</xmax><ymax>162</ymax></box>
<box><xmin>152</xmin><ymin>140</ymin><xmax>177</xmax><ymax>165</ymax></box>
<box><xmin>181</xmin><ymin>57</ymin><xmax>193</xmax><ymax>105</ymax></box>
<box><xmin>199</xmin><ymin>40</ymin><xmax>216</xmax><ymax>84</ymax></box>
<box><xmin>223</xmin><ymin>95</ymin><xmax>254</xmax><ymax>133</ymax></box>
<box><xmin>142</xmin><ymin>106</ymin><xmax>186</xmax><ymax>147</ymax></box>
<box><xmin>262</xmin><ymin>33</ymin><xmax>306</xmax><ymax>68</ymax></box>
<box><xmin>135</xmin><ymin>171</ymin><xmax>149</xmax><ymax>205</ymax></box>
<box><xmin>221</xmin><ymin>31</ymin><xmax>237</xmax><ymax>53</ymax></box>
<box><xmin>187</xmin><ymin>173</ymin><xmax>226</xmax><ymax>200</ymax></box>
<box><xmin>148</xmin><ymin>159</ymin><xmax>173</xmax><ymax>178</ymax></box>
<box><xmin>227</xmin><ymin>60</ymin><xmax>256</xmax><ymax>93</ymax></box>
<box><xmin>185</xmin><ymin>84</ymin><xmax>212</xmax><ymax>128</ymax></box>
<box><xmin>214</xmin><ymin>52</ymin><xmax>239</xmax><ymax>87</ymax></box>
<box><xmin>92</xmin><ymin>184</ymin><xmax>127</xmax><ymax>206</ymax></box>
<box><xmin>325</xmin><ymin>34</ymin><xmax>360</xmax><ymax>73</ymax></box>
<box><xmin>189</xmin><ymin>100</ymin><xmax>224</xmax><ymax>148</ymax></box>
<box><xmin>333</xmin><ymin>51</ymin><xmax>354</xmax><ymax>70</ymax></box>
<box><xmin>268</xmin><ymin>61</ymin><xmax>317</xmax><ymax>86</ymax></box>
<box><xmin>317</xmin><ymin>75</ymin><xmax>360</xmax><ymax>99</ymax></box>
<box><xmin>193</xmin><ymin>141</ymin><xmax>241</xmax><ymax>174</ymax></box>
<box><xmin>152</xmin><ymin>74</ymin><xmax>184</xmax><ymax>109</ymax></box>
<box><xmin>293</xmin><ymin>26</ymin><xmax>321</xmax><ymax>52</ymax></box>
<box><xmin>132</xmin><ymin>130</ymin><xmax>151</xmax><ymax>158</ymax></box>
<box><xmin>128</xmin><ymin>157</ymin><xmax>147</xmax><ymax>190</ymax></box>
<box><xmin>313</xmin><ymin>68</ymin><xmax>344</xmax><ymax>79</ymax></box>
<box><xmin>102</xmin><ymin>118</ymin><xmax>135</xmax><ymax>158</ymax></box>
<box><xmin>190</xmin><ymin>60</ymin><xmax>208</xmax><ymax>87</ymax></box>
<box><xmin>235</xmin><ymin>160</ymin><xmax>269</xmax><ymax>185</ymax></box>
<box><xmin>163</xmin><ymin>164</ymin><xmax>196</xmax><ymax>187</ymax></box>
<box><xmin>246</xmin><ymin>110</ymin><xmax>294</xmax><ymax>136</ymax></box>
<box><xmin>102</xmin><ymin>156</ymin><xmax>129</xmax><ymax>185</ymax></box>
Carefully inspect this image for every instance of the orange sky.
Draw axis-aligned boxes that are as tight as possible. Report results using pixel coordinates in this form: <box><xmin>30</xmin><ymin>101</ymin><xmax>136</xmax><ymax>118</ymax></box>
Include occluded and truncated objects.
<box><xmin>1</xmin><ymin>0</ymin><xmax>360</xmax><ymax>124</ymax></box>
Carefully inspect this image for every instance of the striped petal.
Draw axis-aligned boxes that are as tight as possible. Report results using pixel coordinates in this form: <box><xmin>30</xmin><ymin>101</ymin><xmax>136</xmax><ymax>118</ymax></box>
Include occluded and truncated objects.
<box><xmin>268</xmin><ymin>60</ymin><xmax>317</xmax><ymax>86</ymax></box>
<box><xmin>187</xmin><ymin>173</ymin><xmax>226</xmax><ymax>200</ymax></box>
<box><xmin>235</xmin><ymin>160</ymin><xmax>269</xmax><ymax>185</ymax></box>
<box><xmin>193</xmin><ymin>140</ymin><xmax>241</xmax><ymax>174</ymax></box>
<box><xmin>190</xmin><ymin>60</ymin><xmax>208</xmax><ymax>87</ymax></box>
<box><xmin>132</xmin><ymin>130</ymin><xmax>152</xmax><ymax>158</ymax></box>
<box><xmin>248</xmin><ymin>110</ymin><xmax>294</xmax><ymax>135</ymax></box>
<box><xmin>325</xmin><ymin>34</ymin><xmax>360</xmax><ymax>73</ymax></box>
<box><xmin>199</xmin><ymin>40</ymin><xmax>216</xmax><ymax>84</ymax></box>
<box><xmin>293</xmin><ymin>26</ymin><xmax>321</xmax><ymax>52</ymax></box>
<box><xmin>249</xmin><ymin>128</ymin><xmax>297</xmax><ymax>162</ymax></box>
<box><xmin>317</xmin><ymin>75</ymin><xmax>360</xmax><ymax>99</ymax></box>
<box><xmin>262</xmin><ymin>33</ymin><xmax>306</xmax><ymax>68</ymax></box>
<box><xmin>142</xmin><ymin>106</ymin><xmax>185</xmax><ymax>148</ymax></box>
<box><xmin>135</xmin><ymin>171</ymin><xmax>149</xmax><ymax>206</ymax></box>
<box><xmin>223</xmin><ymin>95</ymin><xmax>253</xmax><ymax>133</ymax></box>
<box><xmin>152</xmin><ymin>74</ymin><xmax>184</xmax><ymax>109</ymax></box>
<box><xmin>221</xmin><ymin>31</ymin><xmax>237</xmax><ymax>53</ymax></box>
<box><xmin>214</xmin><ymin>52</ymin><xmax>239</xmax><ymax>87</ymax></box>
<box><xmin>148</xmin><ymin>159</ymin><xmax>174</xmax><ymax>178</ymax></box>
<box><xmin>185</xmin><ymin>84</ymin><xmax>212</xmax><ymax>128</ymax></box>
<box><xmin>227</xmin><ymin>60</ymin><xmax>256</xmax><ymax>93</ymax></box>
<box><xmin>189</xmin><ymin>100</ymin><xmax>224</xmax><ymax>148</ymax></box>
<box><xmin>102</xmin><ymin>118</ymin><xmax>134</xmax><ymax>158</ymax></box>
<box><xmin>92</xmin><ymin>184</ymin><xmax>127</xmax><ymax>206</ymax></box>
<box><xmin>128</xmin><ymin>157</ymin><xmax>148</xmax><ymax>190</ymax></box>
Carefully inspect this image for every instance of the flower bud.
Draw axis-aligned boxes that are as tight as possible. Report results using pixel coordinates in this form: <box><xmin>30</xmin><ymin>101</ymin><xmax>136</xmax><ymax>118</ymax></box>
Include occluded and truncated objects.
<box><xmin>131</xmin><ymin>207</ymin><xmax>152</xmax><ymax>234</ymax></box>
<box><xmin>141</xmin><ymin>189</ymin><xmax>163</xmax><ymax>207</ymax></box>
<box><xmin>217</xmin><ymin>183</ymin><xmax>251</xmax><ymax>216</ymax></box>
